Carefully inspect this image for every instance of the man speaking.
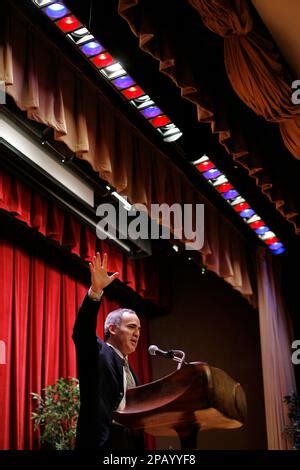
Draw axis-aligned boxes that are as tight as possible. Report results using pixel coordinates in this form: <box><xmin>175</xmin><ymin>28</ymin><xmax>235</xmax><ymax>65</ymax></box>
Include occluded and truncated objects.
<box><xmin>72</xmin><ymin>252</ymin><xmax>143</xmax><ymax>450</ymax></box>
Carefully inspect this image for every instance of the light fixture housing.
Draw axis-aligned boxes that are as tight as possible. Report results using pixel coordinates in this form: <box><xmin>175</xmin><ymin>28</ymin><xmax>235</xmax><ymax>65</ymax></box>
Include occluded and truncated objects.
<box><xmin>30</xmin><ymin>0</ymin><xmax>183</xmax><ymax>143</ymax></box>
<box><xmin>192</xmin><ymin>155</ymin><xmax>286</xmax><ymax>255</ymax></box>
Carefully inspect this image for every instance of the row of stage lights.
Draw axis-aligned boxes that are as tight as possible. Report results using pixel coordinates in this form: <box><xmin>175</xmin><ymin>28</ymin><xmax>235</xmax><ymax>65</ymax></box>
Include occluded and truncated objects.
<box><xmin>30</xmin><ymin>1</ymin><xmax>286</xmax><ymax>255</ymax></box>
<box><xmin>30</xmin><ymin>0</ymin><xmax>183</xmax><ymax>143</ymax></box>
<box><xmin>193</xmin><ymin>156</ymin><xmax>285</xmax><ymax>255</ymax></box>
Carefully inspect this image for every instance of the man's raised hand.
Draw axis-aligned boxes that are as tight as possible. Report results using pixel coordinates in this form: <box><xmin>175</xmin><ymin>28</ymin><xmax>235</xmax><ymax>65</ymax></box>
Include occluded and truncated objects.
<box><xmin>89</xmin><ymin>252</ymin><xmax>119</xmax><ymax>294</ymax></box>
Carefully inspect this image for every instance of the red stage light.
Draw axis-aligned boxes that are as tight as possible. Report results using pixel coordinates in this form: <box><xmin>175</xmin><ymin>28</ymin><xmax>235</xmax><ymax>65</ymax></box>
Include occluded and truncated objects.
<box><xmin>233</xmin><ymin>202</ymin><xmax>250</xmax><ymax>212</ymax></box>
<box><xmin>56</xmin><ymin>15</ymin><xmax>81</xmax><ymax>33</ymax></box>
<box><xmin>196</xmin><ymin>161</ymin><xmax>215</xmax><ymax>172</ymax></box>
<box><xmin>121</xmin><ymin>86</ymin><xmax>145</xmax><ymax>99</ymax></box>
<box><xmin>215</xmin><ymin>183</ymin><xmax>233</xmax><ymax>193</ymax></box>
<box><xmin>150</xmin><ymin>115</ymin><xmax>171</xmax><ymax>127</ymax></box>
<box><xmin>92</xmin><ymin>53</ymin><xmax>114</xmax><ymax>68</ymax></box>
<box><xmin>249</xmin><ymin>220</ymin><xmax>265</xmax><ymax>229</ymax></box>
<box><xmin>264</xmin><ymin>237</ymin><xmax>279</xmax><ymax>245</ymax></box>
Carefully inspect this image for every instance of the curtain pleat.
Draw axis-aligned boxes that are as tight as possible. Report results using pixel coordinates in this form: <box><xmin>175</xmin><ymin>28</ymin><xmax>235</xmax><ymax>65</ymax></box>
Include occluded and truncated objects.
<box><xmin>256</xmin><ymin>249</ymin><xmax>296</xmax><ymax>449</ymax></box>
<box><xmin>25</xmin><ymin>257</ymin><xmax>45</xmax><ymax>449</ymax></box>
<box><xmin>0</xmin><ymin>241</ymin><xmax>14</xmax><ymax>450</ymax></box>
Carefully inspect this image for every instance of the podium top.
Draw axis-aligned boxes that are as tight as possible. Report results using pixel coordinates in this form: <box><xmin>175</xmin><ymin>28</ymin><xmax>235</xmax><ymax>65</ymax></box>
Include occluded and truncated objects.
<box><xmin>113</xmin><ymin>362</ymin><xmax>247</xmax><ymax>437</ymax></box>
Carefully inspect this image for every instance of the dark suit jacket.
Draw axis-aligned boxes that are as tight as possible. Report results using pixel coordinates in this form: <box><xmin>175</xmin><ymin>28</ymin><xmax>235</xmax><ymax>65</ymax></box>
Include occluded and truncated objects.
<box><xmin>72</xmin><ymin>294</ymin><xmax>139</xmax><ymax>450</ymax></box>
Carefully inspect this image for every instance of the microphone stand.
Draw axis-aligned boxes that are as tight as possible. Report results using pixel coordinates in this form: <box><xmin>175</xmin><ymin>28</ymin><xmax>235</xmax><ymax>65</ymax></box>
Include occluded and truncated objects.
<box><xmin>171</xmin><ymin>350</ymin><xmax>186</xmax><ymax>370</ymax></box>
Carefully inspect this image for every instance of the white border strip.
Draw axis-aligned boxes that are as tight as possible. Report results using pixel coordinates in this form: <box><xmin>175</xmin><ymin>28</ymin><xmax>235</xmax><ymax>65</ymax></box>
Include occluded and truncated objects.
<box><xmin>0</xmin><ymin>112</ymin><xmax>94</xmax><ymax>207</ymax></box>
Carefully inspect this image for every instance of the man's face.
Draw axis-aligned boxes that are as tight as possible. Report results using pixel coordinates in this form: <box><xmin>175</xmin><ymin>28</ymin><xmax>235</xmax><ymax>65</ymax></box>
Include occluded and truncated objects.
<box><xmin>109</xmin><ymin>312</ymin><xmax>141</xmax><ymax>356</ymax></box>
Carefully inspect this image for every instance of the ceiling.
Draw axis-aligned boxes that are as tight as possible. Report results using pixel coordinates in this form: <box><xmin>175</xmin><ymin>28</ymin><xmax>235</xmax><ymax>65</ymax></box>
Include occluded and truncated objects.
<box><xmin>15</xmin><ymin>0</ymin><xmax>300</xmax><ymax>254</ymax></box>
<box><xmin>252</xmin><ymin>0</ymin><xmax>300</xmax><ymax>77</ymax></box>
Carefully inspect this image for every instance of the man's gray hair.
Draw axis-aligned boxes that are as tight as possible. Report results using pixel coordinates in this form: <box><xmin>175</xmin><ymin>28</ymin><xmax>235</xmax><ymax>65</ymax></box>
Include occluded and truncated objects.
<box><xmin>104</xmin><ymin>308</ymin><xmax>137</xmax><ymax>340</ymax></box>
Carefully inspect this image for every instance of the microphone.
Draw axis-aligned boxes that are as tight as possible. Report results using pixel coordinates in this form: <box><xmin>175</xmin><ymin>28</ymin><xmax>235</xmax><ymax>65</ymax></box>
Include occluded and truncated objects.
<box><xmin>148</xmin><ymin>344</ymin><xmax>175</xmax><ymax>358</ymax></box>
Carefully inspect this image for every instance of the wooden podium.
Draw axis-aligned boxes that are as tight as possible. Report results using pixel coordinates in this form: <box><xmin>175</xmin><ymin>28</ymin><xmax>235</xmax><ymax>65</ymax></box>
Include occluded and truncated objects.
<box><xmin>113</xmin><ymin>362</ymin><xmax>247</xmax><ymax>449</ymax></box>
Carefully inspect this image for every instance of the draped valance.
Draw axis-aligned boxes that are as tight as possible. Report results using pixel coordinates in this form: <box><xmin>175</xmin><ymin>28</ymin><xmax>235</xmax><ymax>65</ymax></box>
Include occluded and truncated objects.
<box><xmin>118</xmin><ymin>0</ymin><xmax>300</xmax><ymax>234</ymax></box>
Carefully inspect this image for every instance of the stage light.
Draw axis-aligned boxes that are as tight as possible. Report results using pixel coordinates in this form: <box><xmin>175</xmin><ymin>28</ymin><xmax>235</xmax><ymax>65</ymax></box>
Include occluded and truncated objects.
<box><xmin>141</xmin><ymin>106</ymin><xmax>162</xmax><ymax>119</ymax></box>
<box><xmin>215</xmin><ymin>183</ymin><xmax>233</xmax><ymax>193</ymax></box>
<box><xmin>32</xmin><ymin>1</ymin><xmax>184</xmax><ymax>144</ymax></box>
<box><xmin>264</xmin><ymin>237</ymin><xmax>279</xmax><ymax>245</ymax></box>
<box><xmin>92</xmin><ymin>53</ymin><xmax>114</xmax><ymax>69</ymax></box>
<box><xmin>150</xmin><ymin>115</ymin><xmax>171</xmax><ymax>127</ymax></box>
<box><xmin>112</xmin><ymin>75</ymin><xmax>135</xmax><ymax>89</ymax></box>
<box><xmin>249</xmin><ymin>220</ymin><xmax>265</xmax><ymax>229</ymax></box>
<box><xmin>196</xmin><ymin>160</ymin><xmax>215</xmax><ymax>172</ymax></box>
<box><xmin>269</xmin><ymin>242</ymin><xmax>284</xmax><ymax>251</ymax></box>
<box><xmin>246</xmin><ymin>214</ymin><xmax>261</xmax><ymax>224</ymax></box>
<box><xmin>202</xmin><ymin>168</ymin><xmax>221</xmax><ymax>179</ymax></box>
<box><xmin>156</xmin><ymin>124</ymin><xmax>183</xmax><ymax>142</ymax></box>
<box><xmin>67</xmin><ymin>28</ymin><xmax>94</xmax><ymax>46</ymax></box>
<box><xmin>121</xmin><ymin>86</ymin><xmax>145</xmax><ymax>100</ymax></box>
<box><xmin>212</xmin><ymin>175</ymin><xmax>228</xmax><ymax>186</ymax></box>
<box><xmin>130</xmin><ymin>95</ymin><xmax>154</xmax><ymax>110</ymax></box>
<box><xmin>56</xmin><ymin>16</ymin><xmax>81</xmax><ymax>33</ymax></box>
<box><xmin>260</xmin><ymin>231</ymin><xmax>276</xmax><ymax>240</ymax></box>
<box><xmin>100</xmin><ymin>63</ymin><xmax>126</xmax><ymax>80</ymax></box>
<box><xmin>222</xmin><ymin>189</ymin><xmax>239</xmax><ymax>200</ymax></box>
<box><xmin>233</xmin><ymin>202</ymin><xmax>250</xmax><ymax>212</ymax></box>
<box><xmin>33</xmin><ymin>0</ymin><xmax>55</xmax><ymax>7</ymax></box>
<box><xmin>80</xmin><ymin>41</ymin><xmax>105</xmax><ymax>57</ymax></box>
<box><xmin>43</xmin><ymin>2</ymin><xmax>69</xmax><ymax>20</ymax></box>
<box><xmin>239</xmin><ymin>209</ymin><xmax>255</xmax><ymax>218</ymax></box>
<box><xmin>255</xmin><ymin>226</ymin><xmax>270</xmax><ymax>235</ymax></box>
<box><xmin>272</xmin><ymin>246</ymin><xmax>286</xmax><ymax>255</ymax></box>
<box><xmin>192</xmin><ymin>155</ymin><xmax>286</xmax><ymax>254</ymax></box>
<box><xmin>230</xmin><ymin>196</ymin><xmax>245</xmax><ymax>206</ymax></box>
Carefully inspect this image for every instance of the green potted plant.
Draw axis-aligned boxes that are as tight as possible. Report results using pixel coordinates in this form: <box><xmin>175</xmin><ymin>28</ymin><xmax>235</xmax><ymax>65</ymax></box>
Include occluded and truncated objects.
<box><xmin>283</xmin><ymin>393</ymin><xmax>300</xmax><ymax>450</ymax></box>
<box><xmin>31</xmin><ymin>377</ymin><xmax>80</xmax><ymax>450</ymax></box>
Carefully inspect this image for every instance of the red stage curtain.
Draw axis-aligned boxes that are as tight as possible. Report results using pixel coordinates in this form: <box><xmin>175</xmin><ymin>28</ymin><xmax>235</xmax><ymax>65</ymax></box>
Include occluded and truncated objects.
<box><xmin>0</xmin><ymin>240</ymin><xmax>153</xmax><ymax>449</ymax></box>
<box><xmin>0</xmin><ymin>169</ymin><xmax>158</xmax><ymax>302</ymax></box>
<box><xmin>0</xmin><ymin>168</ymin><xmax>157</xmax><ymax>449</ymax></box>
